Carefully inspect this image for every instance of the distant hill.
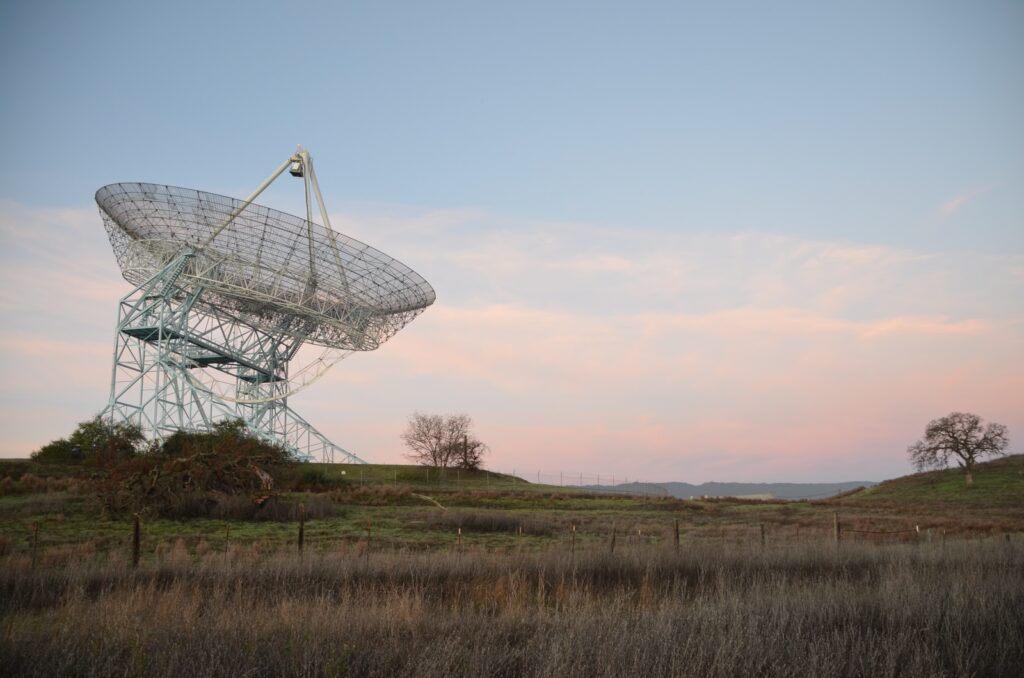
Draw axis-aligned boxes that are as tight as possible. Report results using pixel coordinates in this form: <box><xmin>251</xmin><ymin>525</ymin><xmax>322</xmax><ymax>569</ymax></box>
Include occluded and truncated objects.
<box><xmin>590</xmin><ymin>480</ymin><xmax>876</xmax><ymax>500</ymax></box>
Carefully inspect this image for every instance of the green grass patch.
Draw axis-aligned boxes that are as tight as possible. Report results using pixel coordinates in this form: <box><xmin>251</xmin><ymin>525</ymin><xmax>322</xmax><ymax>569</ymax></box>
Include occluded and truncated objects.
<box><xmin>842</xmin><ymin>454</ymin><xmax>1024</xmax><ymax>509</ymax></box>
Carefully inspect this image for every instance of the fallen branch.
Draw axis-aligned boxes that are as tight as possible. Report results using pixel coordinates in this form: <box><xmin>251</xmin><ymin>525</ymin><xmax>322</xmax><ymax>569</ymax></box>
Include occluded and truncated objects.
<box><xmin>412</xmin><ymin>493</ymin><xmax>447</xmax><ymax>511</ymax></box>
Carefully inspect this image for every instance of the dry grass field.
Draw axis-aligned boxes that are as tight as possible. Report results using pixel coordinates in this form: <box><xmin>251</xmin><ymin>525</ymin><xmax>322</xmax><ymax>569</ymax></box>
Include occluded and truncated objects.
<box><xmin>2</xmin><ymin>540</ymin><xmax>1022</xmax><ymax>677</ymax></box>
<box><xmin>1</xmin><ymin>455</ymin><xmax>1022</xmax><ymax>677</ymax></box>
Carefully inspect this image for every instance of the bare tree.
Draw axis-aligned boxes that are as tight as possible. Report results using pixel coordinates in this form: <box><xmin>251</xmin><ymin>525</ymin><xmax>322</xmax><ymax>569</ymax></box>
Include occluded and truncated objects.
<box><xmin>907</xmin><ymin>412</ymin><xmax>1009</xmax><ymax>484</ymax></box>
<box><xmin>453</xmin><ymin>436</ymin><xmax>488</xmax><ymax>471</ymax></box>
<box><xmin>402</xmin><ymin>412</ymin><xmax>487</xmax><ymax>469</ymax></box>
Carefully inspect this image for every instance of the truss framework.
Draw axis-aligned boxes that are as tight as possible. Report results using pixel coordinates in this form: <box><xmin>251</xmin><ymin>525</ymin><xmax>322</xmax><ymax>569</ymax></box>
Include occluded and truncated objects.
<box><xmin>102</xmin><ymin>252</ymin><xmax>362</xmax><ymax>463</ymax></box>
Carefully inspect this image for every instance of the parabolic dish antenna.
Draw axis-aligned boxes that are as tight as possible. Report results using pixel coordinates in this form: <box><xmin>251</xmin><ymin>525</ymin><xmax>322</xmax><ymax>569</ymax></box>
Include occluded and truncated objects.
<box><xmin>95</xmin><ymin>148</ymin><xmax>435</xmax><ymax>463</ymax></box>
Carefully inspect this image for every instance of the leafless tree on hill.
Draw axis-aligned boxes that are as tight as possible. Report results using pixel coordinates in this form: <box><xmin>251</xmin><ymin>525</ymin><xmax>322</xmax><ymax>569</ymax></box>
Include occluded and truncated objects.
<box><xmin>402</xmin><ymin>412</ymin><xmax>488</xmax><ymax>469</ymax></box>
<box><xmin>907</xmin><ymin>412</ymin><xmax>1009</xmax><ymax>484</ymax></box>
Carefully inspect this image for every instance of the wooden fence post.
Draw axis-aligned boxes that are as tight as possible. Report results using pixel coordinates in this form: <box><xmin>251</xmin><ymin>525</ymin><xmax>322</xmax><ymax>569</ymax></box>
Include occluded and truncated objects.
<box><xmin>571</xmin><ymin>524</ymin><xmax>576</xmax><ymax>560</ymax></box>
<box><xmin>31</xmin><ymin>522</ymin><xmax>39</xmax><ymax>570</ymax></box>
<box><xmin>298</xmin><ymin>503</ymin><xmax>306</xmax><ymax>557</ymax></box>
<box><xmin>674</xmin><ymin>519</ymin><xmax>680</xmax><ymax>552</ymax></box>
<box><xmin>610</xmin><ymin>526</ymin><xmax>617</xmax><ymax>555</ymax></box>
<box><xmin>132</xmin><ymin>514</ymin><xmax>141</xmax><ymax>569</ymax></box>
<box><xmin>760</xmin><ymin>523</ymin><xmax>765</xmax><ymax>549</ymax></box>
<box><xmin>833</xmin><ymin>512</ymin><xmax>840</xmax><ymax>544</ymax></box>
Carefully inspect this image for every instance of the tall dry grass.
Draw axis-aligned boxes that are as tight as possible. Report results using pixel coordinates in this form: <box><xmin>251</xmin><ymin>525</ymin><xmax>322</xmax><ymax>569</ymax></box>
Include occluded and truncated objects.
<box><xmin>1</xmin><ymin>539</ymin><xmax>1021</xmax><ymax>677</ymax></box>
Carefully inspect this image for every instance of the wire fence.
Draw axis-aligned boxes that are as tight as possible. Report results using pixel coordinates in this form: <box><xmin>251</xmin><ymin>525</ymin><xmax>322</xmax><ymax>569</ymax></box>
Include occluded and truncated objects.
<box><xmin>501</xmin><ymin>469</ymin><xmax>670</xmax><ymax>496</ymax></box>
<box><xmin>342</xmin><ymin>466</ymin><xmax>670</xmax><ymax>496</ymax></box>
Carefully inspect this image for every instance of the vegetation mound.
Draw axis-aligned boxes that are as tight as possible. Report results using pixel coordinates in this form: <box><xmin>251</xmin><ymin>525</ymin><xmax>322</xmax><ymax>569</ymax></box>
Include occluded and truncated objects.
<box><xmin>99</xmin><ymin>420</ymin><xmax>297</xmax><ymax>517</ymax></box>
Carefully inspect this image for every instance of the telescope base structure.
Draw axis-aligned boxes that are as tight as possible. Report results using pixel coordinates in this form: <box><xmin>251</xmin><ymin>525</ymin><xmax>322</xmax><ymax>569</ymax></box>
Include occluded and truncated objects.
<box><xmin>100</xmin><ymin>255</ymin><xmax>364</xmax><ymax>464</ymax></box>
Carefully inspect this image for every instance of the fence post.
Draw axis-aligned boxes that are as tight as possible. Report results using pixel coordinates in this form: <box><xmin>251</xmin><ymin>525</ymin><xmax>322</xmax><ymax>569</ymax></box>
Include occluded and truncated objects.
<box><xmin>570</xmin><ymin>524</ymin><xmax>576</xmax><ymax>565</ymax></box>
<box><xmin>610</xmin><ymin>526</ymin><xmax>616</xmax><ymax>554</ymax></box>
<box><xmin>298</xmin><ymin>503</ymin><xmax>306</xmax><ymax>557</ymax></box>
<box><xmin>30</xmin><ymin>522</ymin><xmax>39</xmax><ymax>570</ymax></box>
<box><xmin>760</xmin><ymin>523</ymin><xmax>766</xmax><ymax>549</ymax></box>
<box><xmin>833</xmin><ymin>511</ymin><xmax>840</xmax><ymax>543</ymax></box>
<box><xmin>674</xmin><ymin>519</ymin><xmax>680</xmax><ymax>552</ymax></box>
<box><xmin>132</xmin><ymin>514</ymin><xmax>141</xmax><ymax>569</ymax></box>
<box><xmin>365</xmin><ymin>520</ymin><xmax>372</xmax><ymax>555</ymax></box>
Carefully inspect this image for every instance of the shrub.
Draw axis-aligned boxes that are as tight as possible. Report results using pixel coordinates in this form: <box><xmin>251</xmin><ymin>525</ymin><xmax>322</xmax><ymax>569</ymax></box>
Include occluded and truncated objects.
<box><xmin>98</xmin><ymin>420</ymin><xmax>296</xmax><ymax>516</ymax></box>
<box><xmin>32</xmin><ymin>417</ymin><xmax>146</xmax><ymax>466</ymax></box>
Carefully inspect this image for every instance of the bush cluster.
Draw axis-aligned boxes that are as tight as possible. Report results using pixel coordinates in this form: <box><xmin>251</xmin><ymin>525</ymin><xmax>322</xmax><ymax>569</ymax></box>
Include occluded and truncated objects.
<box><xmin>98</xmin><ymin>420</ymin><xmax>296</xmax><ymax>517</ymax></box>
<box><xmin>31</xmin><ymin>417</ymin><xmax>146</xmax><ymax>466</ymax></box>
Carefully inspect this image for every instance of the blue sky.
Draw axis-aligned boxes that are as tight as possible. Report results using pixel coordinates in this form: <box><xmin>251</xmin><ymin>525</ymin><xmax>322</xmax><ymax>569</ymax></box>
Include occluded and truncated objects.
<box><xmin>0</xmin><ymin>2</ymin><xmax>1021</xmax><ymax>482</ymax></box>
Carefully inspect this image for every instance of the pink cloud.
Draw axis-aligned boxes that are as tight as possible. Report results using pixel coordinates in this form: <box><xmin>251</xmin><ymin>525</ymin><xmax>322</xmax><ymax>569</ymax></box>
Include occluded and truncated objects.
<box><xmin>1</xmin><ymin>199</ymin><xmax>1020</xmax><ymax>484</ymax></box>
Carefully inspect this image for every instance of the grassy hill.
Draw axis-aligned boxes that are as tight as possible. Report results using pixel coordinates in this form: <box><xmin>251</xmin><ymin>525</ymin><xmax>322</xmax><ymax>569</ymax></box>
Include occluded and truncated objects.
<box><xmin>837</xmin><ymin>454</ymin><xmax>1024</xmax><ymax>509</ymax></box>
<box><xmin>1</xmin><ymin>452</ymin><xmax>1021</xmax><ymax>562</ymax></box>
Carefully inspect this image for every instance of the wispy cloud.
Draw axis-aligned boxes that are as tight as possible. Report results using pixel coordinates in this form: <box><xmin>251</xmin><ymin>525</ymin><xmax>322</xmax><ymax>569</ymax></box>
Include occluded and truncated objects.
<box><xmin>937</xmin><ymin>186</ymin><xmax>991</xmax><ymax>218</ymax></box>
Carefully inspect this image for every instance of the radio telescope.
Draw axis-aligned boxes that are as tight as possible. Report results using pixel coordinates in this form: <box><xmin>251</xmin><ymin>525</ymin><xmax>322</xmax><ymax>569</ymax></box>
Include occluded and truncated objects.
<box><xmin>95</xmin><ymin>148</ymin><xmax>435</xmax><ymax>462</ymax></box>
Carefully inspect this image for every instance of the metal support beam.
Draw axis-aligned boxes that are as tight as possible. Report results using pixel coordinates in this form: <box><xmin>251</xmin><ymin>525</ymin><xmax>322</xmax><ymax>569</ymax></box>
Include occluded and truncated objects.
<box><xmin>100</xmin><ymin>255</ymin><xmax>364</xmax><ymax>464</ymax></box>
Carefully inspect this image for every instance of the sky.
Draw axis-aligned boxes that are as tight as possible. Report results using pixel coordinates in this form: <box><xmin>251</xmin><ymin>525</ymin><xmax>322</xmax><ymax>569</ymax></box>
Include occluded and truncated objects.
<box><xmin>0</xmin><ymin>1</ymin><xmax>1021</xmax><ymax>483</ymax></box>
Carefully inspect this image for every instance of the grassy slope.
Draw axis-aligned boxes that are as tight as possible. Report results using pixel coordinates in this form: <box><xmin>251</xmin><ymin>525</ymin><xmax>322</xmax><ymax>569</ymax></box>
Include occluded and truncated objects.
<box><xmin>1</xmin><ymin>455</ymin><xmax>1022</xmax><ymax>561</ymax></box>
<box><xmin>838</xmin><ymin>454</ymin><xmax>1024</xmax><ymax>509</ymax></box>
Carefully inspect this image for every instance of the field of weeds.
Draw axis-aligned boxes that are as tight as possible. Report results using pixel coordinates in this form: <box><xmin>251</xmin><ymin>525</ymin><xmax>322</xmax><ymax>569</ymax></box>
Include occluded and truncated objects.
<box><xmin>1</xmin><ymin>538</ymin><xmax>1022</xmax><ymax>677</ymax></box>
<box><xmin>1</xmin><ymin>456</ymin><xmax>1022</xmax><ymax>676</ymax></box>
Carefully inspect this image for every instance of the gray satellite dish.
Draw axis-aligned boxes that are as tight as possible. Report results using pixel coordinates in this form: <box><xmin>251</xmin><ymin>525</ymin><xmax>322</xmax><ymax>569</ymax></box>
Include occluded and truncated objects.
<box><xmin>95</xmin><ymin>148</ymin><xmax>436</xmax><ymax>463</ymax></box>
